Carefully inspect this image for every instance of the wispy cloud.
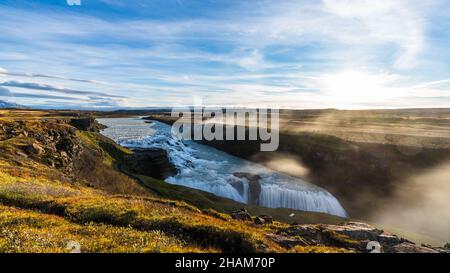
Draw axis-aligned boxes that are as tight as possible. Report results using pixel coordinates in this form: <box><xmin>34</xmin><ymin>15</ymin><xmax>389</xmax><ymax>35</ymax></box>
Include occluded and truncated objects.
<box><xmin>0</xmin><ymin>86</ymin><xmax>80</xmax><ymax>100</ymax></box>
<box><xmin>0</xmin><ymin>0</ymin><xmax>449</xmax><ymax>109</ymax></box>
<box><xmin>322</xmin><ymin>0</ymin><xmax>426</xmax><ymax>69</ymax></box>
<box><xmin>0</xmin><ymin>68</ymin><xmax>106</xmax><ymax>85</ymax></box>
<box><xmin>0</xmin><ymin>81</ymin><xmax>124</xmax><ymax>98</ymax></box>
<box><xmin>412</xmin><ymin>78</ymin><xmax>450</xmax><ymax>89</ymax></box>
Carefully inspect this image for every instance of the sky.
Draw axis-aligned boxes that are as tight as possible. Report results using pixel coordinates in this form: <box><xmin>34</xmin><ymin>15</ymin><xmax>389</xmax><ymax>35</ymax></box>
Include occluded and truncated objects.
<box><xmin>0</xmin><ymin>0</ymin><xmax>450</xmax><ymax>109</ymax></box>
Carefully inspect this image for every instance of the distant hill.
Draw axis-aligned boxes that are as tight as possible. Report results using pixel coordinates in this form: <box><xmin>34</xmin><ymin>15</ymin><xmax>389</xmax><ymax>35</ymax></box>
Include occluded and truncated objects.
<box><xmin>0</xmin><ymin>100</ymin><xmax>27</xmax><ymax>109</ymax></box>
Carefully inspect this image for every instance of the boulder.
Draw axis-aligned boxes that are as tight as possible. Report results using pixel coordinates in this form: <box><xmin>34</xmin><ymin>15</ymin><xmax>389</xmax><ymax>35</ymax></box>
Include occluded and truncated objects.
<box><xmin>25</xmin><ymin>143</ymin><xmax>45</xmax><ymax>155</ymax></box>
<box><xmin>445</xmin><ymin>243</ymin><xmax>450</xmax><ymax>249</ymax></box>
<box><xmin>16</xmin><ymin>151</ymin><xmax>28</xmax><ymax>158</ymax></box>
<box><xmin>377</xmin><ymin>233</ymin><xmax>402</xmax><ymax>245</ymax></box>
<box><xmin>268</xmin><ymin>233</ymin><xmax>309</xmax><ymax>248</ymax></box>
<box><xmin>231</xmin><ymin>208</ymin><xmax>252</xmax><ymax>221</ymax></box>
<box><xmin>253</xmin><ymin>215</ymin><xmax>273</xmax><ymax>225</ymax></box>
<box><xmin>254</xmin><ymin>217</ymin><xmax>265</xmax><ymax>225</ymax></box>
<box><xmin>259</xmin><ymin>215</ymin><xmax>273</xmax><ymax>224</ymax></box>
<box><xmin>325</xmin><ymin>221</ymin><xmax>383</xmax><ymax>241</ymax></box>
<box><xmin>126</xmin><ymin>148</ymin><xmax>178</xmax><ymax>179</ymax></box>
<box><xmin>33</xmin><ymin>143</ymin><xmax>45</xmax><ymax>154</ymax></box>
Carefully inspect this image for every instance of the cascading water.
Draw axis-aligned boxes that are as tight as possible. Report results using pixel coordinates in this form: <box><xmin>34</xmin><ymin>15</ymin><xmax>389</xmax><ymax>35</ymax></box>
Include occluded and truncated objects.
<box><xmin>98</xmin><ymin>117</ymin><xmax>348</xmax><ymax>217</ymax></box>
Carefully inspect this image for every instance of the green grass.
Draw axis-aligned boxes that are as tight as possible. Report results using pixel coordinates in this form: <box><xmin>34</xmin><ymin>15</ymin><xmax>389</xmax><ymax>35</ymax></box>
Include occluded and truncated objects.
<box><xmin>0</xmin><ymin>205</ymin><xmax>200</xmax><ymax>253</ymax></box>
<box><xmin>0</xmin><ymin>168</ymin><xmax>283</xmax><ymax>253</ymax></box>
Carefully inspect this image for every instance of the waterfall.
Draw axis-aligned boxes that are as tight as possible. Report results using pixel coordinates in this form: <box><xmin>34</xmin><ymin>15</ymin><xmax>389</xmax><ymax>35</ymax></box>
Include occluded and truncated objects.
<box><xmin>259</xmin><ymin>184</ymin><xmax>348</xmax><ymax>217</ymax></box>
<box><xmin>98</xmin><ymin>117</ymin><xmax>349</xmax><ymax>218</ymax></box>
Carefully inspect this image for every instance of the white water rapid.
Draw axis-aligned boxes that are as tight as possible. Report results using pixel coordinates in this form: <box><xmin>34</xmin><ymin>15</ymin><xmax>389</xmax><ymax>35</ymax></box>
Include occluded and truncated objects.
<box><xmin>98</xmin><ymin>117</ymin><xmax>348</xmax><ymax>217</ymax></box>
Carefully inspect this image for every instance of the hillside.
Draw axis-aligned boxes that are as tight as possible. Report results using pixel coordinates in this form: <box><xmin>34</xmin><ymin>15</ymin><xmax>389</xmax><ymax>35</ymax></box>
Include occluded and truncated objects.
<box><xmin>0</xmin><ymin>110</ymin><xmax>448</xmax><ymax>253</ymax></box>
<box><xmin>0</xmin><ymin>100</ymin><xmax>26</xmax><ymax>109</ymax></box>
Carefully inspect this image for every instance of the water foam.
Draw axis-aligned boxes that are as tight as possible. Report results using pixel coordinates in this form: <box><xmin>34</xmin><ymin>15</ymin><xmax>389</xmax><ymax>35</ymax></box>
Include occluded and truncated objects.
<box><xmin>99</xmin><ymin>118</ymin><xmax>348</xmax><ymax>217</ymax></box>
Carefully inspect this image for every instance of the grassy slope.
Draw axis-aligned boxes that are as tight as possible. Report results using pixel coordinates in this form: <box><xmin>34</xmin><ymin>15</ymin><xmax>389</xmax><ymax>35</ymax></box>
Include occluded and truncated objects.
<box><xmin>0</xmin><ymin>145</ymin><xmax>278</xmax><ymax>253</ymax></box>
<box><xmin>0</xmin><ymin>204</ymin><xmax>199</xmax><ymax>253</ymax></box>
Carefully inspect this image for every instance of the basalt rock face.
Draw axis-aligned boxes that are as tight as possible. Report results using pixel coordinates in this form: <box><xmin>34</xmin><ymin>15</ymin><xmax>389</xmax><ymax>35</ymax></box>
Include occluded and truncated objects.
<box><xmin>70</xmin><ymin>117</ymin><xmax>107</xmax><ymax>133</ymax></box>
<box><xmin>126</xmin><ymin>148</ymin><xmax>178</xmax><ymax>180</ymax></box>
<box><xmin>233</xmin><ymin>172</ymin><xmax>262</xmax><ymax>205</ymax></box>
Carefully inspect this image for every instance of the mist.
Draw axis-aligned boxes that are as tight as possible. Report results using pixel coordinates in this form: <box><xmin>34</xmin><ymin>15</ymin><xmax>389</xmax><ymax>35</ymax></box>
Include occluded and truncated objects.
<box><xmin>371</xmin><ymin>162</ymin><xmax>450</xmax><ymax>243</ymax></box>
<box><xmin>263</xmin><ymin>154</ymin><xmax>310</xmax><ymax>178</ymax></box>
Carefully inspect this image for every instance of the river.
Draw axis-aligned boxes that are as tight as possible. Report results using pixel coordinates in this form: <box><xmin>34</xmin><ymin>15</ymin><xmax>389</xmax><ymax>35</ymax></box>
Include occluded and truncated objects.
<box><xmin>98</xmin><ymin>117</ymin><xmax>348</xmax><ymax>217</ymax></box>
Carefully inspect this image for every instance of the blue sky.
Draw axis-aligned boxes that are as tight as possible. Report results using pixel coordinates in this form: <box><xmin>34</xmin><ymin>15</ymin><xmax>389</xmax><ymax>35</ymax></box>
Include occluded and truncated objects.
<box><xmin>1</xmin><ymin>0</ymin><xmax>450</xmax><ymax>109</ymax></box>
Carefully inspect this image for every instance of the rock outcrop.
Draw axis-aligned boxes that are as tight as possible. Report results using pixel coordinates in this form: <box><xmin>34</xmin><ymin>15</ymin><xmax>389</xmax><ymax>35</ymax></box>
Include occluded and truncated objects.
<box><xmin>26</xmin><ymin>143</ymin><xmax>45</xmax><ymax>155</ymax></box>
<box><xmin>70</xmin><ymin>117</ymin><xmax>107</xmax><ymax>132</ymax></box>
<box><xmin>228</xmin><ymin>177</ymin><xmax>245</xmax><ymax>196</ymax></box>
<box><xmin>126</xmin><ymin>148</ymin><xmax>178</xmax><ymax>179</ymax></box>
<box><xmin>271</xmin><ymin>222</ymin><xmax>449</xmax><ymax>253</ymax></box>
<box><xmin>233</xmin><ymin>172</ymin><xmax>262</xmax><ymax>205</ymax></box>
<box><xmin>0</xmin><ymin>119</ymin><xmax>83</xmax><ymax>176</ymax></box>
<box><xmin>231</xmin><ymin>208</ymin><xmax>252</xmax><ymax>221</ymax></box>
<box><xmin>253</xmin><ymin>215</ymin><xmax>273</xmax><ymax>225</ymax></box>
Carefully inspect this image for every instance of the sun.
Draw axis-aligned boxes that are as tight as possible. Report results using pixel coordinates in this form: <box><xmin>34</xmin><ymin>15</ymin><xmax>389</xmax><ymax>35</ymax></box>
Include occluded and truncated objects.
<box><xmin>320</xmin><ymin>70</ymin><xmax>402</xmax><ymax>107</ymax></box>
